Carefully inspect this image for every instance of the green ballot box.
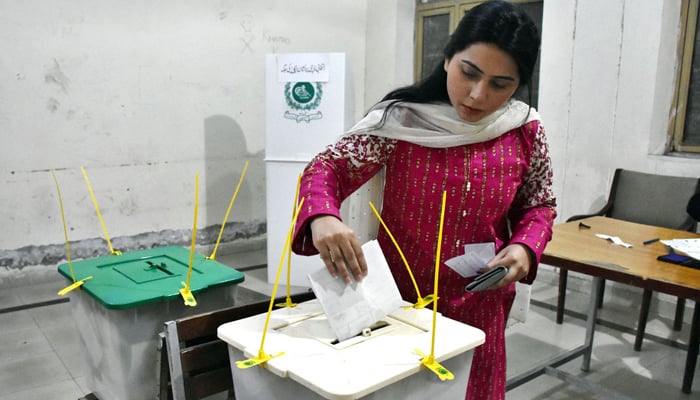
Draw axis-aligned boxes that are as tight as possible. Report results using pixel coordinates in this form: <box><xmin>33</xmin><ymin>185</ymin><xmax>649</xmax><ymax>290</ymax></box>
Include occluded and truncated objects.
<box><xmin>58</xmin><ymin>246</ymin><xmax>244</xmax><ymax>400</ymax></box>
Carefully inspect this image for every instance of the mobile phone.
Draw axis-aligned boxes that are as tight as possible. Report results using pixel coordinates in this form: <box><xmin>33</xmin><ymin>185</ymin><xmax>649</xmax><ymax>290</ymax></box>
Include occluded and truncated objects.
<box><xmin>464</xmin><ymin>265</ymin><xmax>509</xmax><ymax>292</ymax></box>
<box><xmin>657</xmin><ymin>253</ymin><xmax>700</xmax><ymax>270</ymax></box>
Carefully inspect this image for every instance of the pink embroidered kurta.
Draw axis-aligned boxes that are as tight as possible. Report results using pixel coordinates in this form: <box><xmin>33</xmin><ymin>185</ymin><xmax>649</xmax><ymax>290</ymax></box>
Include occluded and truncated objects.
<box><xmin>292</xmin><ymin>119</ymin><xmax>556</xmax><ymax>400</ymax></box>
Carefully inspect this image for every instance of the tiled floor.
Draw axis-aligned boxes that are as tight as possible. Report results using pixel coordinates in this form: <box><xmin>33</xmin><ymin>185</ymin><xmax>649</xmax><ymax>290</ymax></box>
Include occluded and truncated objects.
<box><xmin>506</xmin><ymin>277</ymin><xmax>699</xmax><ymax>399</ymax></box>
<box><xmin>1</xmin><ymin>251</ymin><xmax>698</xmax><ymax>399</ymax></box>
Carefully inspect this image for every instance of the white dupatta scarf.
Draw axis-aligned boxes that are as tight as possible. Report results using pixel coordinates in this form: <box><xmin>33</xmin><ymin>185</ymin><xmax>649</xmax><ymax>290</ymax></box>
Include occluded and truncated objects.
<box><xmin>345</xmin><ymin>99</ymin><xmax>539</xmax><ymax>148</ymax></box>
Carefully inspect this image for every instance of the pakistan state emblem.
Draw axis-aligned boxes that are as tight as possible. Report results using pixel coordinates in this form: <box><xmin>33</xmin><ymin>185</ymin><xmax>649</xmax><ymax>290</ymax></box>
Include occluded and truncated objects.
<box><xmin>284</xmin><ymin>81</ymin><xmax>323</xmax><ymax>123</ymax></box>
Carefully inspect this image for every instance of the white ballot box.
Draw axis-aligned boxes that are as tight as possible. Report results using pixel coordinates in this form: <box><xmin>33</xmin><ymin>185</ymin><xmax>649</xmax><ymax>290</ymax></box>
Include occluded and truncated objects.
<box><xmin>218</xmin><ymin>299</ymin><xmax>485</xmax><ymax>400</ymax></box>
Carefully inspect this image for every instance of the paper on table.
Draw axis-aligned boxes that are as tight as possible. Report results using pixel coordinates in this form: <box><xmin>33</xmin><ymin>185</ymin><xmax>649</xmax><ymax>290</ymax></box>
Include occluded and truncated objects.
<box><xmin>661</xmin><ymin>238</ymin><xmax>700</xmax><ymax>260</ymax></box>
<box><xmin>307</xmin><ymin>240</ymin><xmax>404</xmax><ymax>342</ymax></box>
<box><xmin>595</xmin><ymin>234</ymin><xmax>633</xmax><ymax>248</ymax></box>
<box><xmin>444</xmin><ymin>242</ymin><xmax>495</xmax><ymax>278</ymax></box>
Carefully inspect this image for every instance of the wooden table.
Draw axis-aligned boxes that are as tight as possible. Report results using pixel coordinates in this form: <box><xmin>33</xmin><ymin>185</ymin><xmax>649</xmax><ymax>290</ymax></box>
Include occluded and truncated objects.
<box><xmin>506</xmin><ymin>216</ymin><xmax>700</xmax><ymax>395</ymax></box>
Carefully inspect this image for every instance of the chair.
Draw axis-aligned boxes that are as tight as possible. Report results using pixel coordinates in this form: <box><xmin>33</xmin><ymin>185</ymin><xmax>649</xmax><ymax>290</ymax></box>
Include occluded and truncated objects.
<box><xmin>688</xmin><ymin>191</ymin><xmax>700</xmax><ymax>221</ymax></box>
<box><xmin>556</xmin><ymin>168</ymin><xmax>700</xmax><ymax>351</ymax></box>
<box><xmin>161</xmin><ymin>290</ymin><xmax>316</xmax><ymax>400</ymax></box>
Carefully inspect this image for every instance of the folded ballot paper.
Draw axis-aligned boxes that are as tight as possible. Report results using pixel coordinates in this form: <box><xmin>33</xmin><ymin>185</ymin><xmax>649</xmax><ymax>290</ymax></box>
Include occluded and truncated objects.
<box><xmin>307</xmin><ymin>240</ymin><xmax>404</xmax><ymax>342</ymax></box>
<box><xmin>444</xmin><ymin>242</ymin><xmax>495</xmax><ymax>277</ymax></box>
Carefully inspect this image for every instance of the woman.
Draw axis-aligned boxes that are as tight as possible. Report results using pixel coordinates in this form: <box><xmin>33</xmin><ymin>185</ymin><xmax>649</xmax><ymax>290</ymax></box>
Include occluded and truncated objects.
<box><xmin>292</xmin><ymin>2</ymin><xmax>556</xmax><ymax>399</ymax></box>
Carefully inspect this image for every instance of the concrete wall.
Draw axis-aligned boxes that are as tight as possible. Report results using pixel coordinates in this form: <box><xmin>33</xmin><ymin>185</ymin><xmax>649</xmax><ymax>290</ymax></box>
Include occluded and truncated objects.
<box><xmin>2</xmin><ymin>0</ymin><xmax>699</xmax><ymax>288</ymax></box>
<box><xmin>538</xmin><ymin>0</ymin><xmax>700</xmax><ymax>310</ymax></box>
<box><xmin>0</xmin><ymin>0</ymin><xmax>413</xmax><ymax>285</ymax></box>
<box><xmin>540</xmin><ymin>0</ymin><xmax>700</xmax><ymax>222</ymax></box>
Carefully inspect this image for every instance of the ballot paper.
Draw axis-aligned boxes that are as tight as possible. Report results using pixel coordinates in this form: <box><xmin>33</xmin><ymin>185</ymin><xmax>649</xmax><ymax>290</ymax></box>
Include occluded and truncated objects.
<box><xmin>307</xmin><ymin>240</ymin><xmax>404</xmax><ymax>342</ymax></box>
<box><xmin>444</xmin><ymin>242</ymin><xmax>495</xmax><ymax>277</ymax></box>
<box><xmin>661</xmin><ymin>238</ymin><xmax>700</xmax><ymax>260</ymax></box>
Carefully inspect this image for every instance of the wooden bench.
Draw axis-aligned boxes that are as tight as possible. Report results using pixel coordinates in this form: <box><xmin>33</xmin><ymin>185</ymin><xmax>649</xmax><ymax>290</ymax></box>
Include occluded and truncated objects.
<box><xmin>161</xmin><ymin>290</ymin><xmax>316</xmax><ymax>400</ymax></box>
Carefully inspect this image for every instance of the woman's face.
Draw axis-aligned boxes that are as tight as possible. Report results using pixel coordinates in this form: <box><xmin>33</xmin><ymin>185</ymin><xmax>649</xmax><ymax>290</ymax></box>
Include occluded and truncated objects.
<box><xmin>444</xmin><ymin>42</ymin><xmax>520</xmax><ymax>122</ymax></box>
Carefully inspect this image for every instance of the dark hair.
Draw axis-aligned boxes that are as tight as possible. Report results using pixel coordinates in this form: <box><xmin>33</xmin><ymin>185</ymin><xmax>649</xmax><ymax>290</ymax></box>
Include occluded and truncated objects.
<box><xmin>382</xmin><ymin>1</ymin><xmax>540</xmax><ymax>105</ymax></box>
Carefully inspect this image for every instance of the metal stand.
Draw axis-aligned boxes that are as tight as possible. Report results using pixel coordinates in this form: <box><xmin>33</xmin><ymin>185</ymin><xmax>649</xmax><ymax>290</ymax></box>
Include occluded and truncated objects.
<box><xmin>506</xmin><ymin>277</ymin><xmax>635</xmax><ymax>400</ymax></box>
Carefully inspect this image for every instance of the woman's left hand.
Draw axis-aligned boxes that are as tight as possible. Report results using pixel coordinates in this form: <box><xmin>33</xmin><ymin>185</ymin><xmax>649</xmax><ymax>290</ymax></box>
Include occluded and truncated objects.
<box><xmin>482</xmin><ymin>243</ymin><xmax>531</xmax><ymax>290</ymax></box>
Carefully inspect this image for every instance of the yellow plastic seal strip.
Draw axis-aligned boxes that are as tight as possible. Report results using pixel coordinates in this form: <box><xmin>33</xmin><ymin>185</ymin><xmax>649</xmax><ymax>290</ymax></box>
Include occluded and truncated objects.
<box><xmin>235</xmin><ymin>350</ymin><xmax>285</xmax><ymax>369</ymax></box>
<box><xmin>52</xmin><ymin>169</ymin><xmax>95</xmax><ymax>295</ymax></box>
<box><xmin>236</xmin><ymin>197</ymin><xmax>305</xmax><ymax>370</ymax></box>
<box><xmin>80</xmin><ymin>166</ymin><xmax>121</xmax><ymax>256</ymax></box>
<box><xmin>180</xmin><ymin>174</ymin><xmax>200</xmax><ymax>307</ymax></box>
<box><xmin>416</xmin><ymin>191</ymin><xmax>454</xmax><ymax>381</ymax></box>
<box><xmin>58</xmin><ymin>276</ymin><xmax>93</xmax><ymax>296</ymax></box>
<box><xmin>51</xmin><ymin>169</ymin><xmax>76</xmax><ymax>284</ymax></box>
<box><xmin>368</xmin><ymin>201</ymin><xmax>434</xmax><ymax>309</ymax></box>
<box><xmin>414</xmin><ymin>349</ymin><xmax>455</xmax><ymax>381</ymax></box>
<box><xmin>208</xmin><ymin>161</ymin><xmax>249</xmax><ymax>260</ymax></box>
<box><xmin>276</xmin><ymin>173</ymin><xmax>302</xmax><ymax>309</ymax></box>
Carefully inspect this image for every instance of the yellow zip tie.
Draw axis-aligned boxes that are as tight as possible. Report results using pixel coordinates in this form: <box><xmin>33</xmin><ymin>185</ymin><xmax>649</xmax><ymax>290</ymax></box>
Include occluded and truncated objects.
<box><xmin>416</xmin><ymin>191</ymin><xmax>454</xmax><ymax>381</ymax></box>
<box><xmin>180</xmin><ymin>174</ymin><xmax>199</xmax><ymax>307</ymax></box>
<box><xmin>80</xmin><ymin>166</ymin><xmax>121</xmax><ymax>255</ymax></box>
<box><xmin>237</xmin><ymin>197</ymin><xmax>305</xmax><ymax>369</ymax></box>
<box><xmin>368</xmin><ymin>201</ymin><xmax>434</xmax><ymax>309</ymax></box>
<box><xmin>58</xmin><ymin>276</ymin><xmax>93</xmax><ymax>296</ymax></box>
<box><xmin>208</xmin><ymin>160</ymin><xmax>249</xmax><ymax>260</ymax></box>
<box><xmin>277</xmin><ymin>173</ymin><xmax>302</xmax><ymax>309</ymax></box>
<box><xmin>52</xmin><ymin>169</ymin><xmax>94</xmax><ymax>295</ymax></box>
<box><xmin>51</xmin><ymin>170</ymin><xmax>77</xmax><ymax>283</ymax></box>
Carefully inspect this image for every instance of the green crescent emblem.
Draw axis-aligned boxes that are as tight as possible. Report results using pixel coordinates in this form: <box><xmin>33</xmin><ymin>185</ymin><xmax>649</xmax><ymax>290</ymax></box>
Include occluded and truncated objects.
<box><xmin>284</xmin><ymin>82</ymin><xmax>324</xmax><ymax>123</ymax></box>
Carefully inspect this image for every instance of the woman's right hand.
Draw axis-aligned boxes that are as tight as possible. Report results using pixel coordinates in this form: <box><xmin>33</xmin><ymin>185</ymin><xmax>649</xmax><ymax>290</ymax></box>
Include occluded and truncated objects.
<box><xmin>310</xmin><ymin>215</ymin><xmax>368</xmax><ymax>283</ymax></box>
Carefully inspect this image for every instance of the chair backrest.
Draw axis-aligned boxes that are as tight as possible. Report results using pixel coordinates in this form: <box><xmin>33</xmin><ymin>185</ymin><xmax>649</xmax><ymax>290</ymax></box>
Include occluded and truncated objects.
<box><xmin>606</xmin><ymin>168</ymin><xmax>700</xmax><ymax>231</ymax></box>
<box><xmin>163</xmin><ymin>290</ymin><xmax>316</xmax><ymax>400</ymax></box>
<box><xmin>689</xmin><ymin>191</ymin><xmax>700</xmax><ymax>221</ymax></box>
